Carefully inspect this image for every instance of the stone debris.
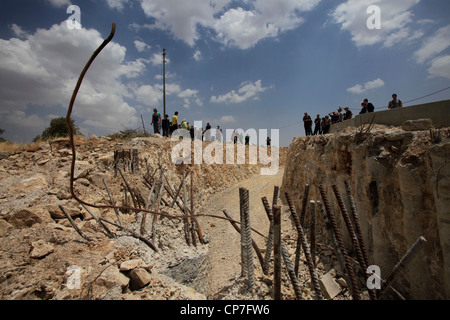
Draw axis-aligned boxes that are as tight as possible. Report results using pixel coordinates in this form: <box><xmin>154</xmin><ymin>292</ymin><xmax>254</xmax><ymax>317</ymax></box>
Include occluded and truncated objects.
<box><xmin>319</xmin><ymin>272</ymin><xmax>342</xmax><ymax>300</ymax></box>
<box><xmin>30</xmin><ymin>240</ymin><xmax>54</xmax><ymax>259</ymax></box>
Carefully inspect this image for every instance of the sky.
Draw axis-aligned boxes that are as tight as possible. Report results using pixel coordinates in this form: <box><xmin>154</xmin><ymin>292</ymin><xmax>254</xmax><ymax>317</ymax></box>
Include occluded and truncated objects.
<box><xmin>0</xmin><ymin>0</ymin><xmax>449</xmax><ymax>147</ymax></box>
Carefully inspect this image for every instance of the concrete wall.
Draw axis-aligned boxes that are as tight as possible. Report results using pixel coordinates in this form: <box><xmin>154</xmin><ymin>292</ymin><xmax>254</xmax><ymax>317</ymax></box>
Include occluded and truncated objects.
<box><xmin>330</xmin><ymin>99</ymin><xmax>450</xmax><ymax>133</ymax></box>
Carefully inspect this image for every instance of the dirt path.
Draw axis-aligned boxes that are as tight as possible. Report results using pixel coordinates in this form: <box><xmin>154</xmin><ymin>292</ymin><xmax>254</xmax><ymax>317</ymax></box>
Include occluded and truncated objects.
<box><xmin>199</xmin><ymin>167</ymin><xmax>284</xmax><ymax>296</ymax></box>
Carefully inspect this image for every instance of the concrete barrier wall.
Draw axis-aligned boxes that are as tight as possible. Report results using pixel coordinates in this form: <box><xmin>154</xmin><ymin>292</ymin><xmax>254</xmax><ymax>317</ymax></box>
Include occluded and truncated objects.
<box><xmin>330</xmin><ymin>99</ymin><xmax>450</xmax><ymax>133</ymax></box>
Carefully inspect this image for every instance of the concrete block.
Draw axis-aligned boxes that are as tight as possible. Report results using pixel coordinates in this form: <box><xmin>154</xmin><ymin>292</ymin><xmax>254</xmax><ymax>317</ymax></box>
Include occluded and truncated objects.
<box><xmin>319</xmin><ymin>272</ymin><xmax>342</xmax><ymax>299</ymax></box>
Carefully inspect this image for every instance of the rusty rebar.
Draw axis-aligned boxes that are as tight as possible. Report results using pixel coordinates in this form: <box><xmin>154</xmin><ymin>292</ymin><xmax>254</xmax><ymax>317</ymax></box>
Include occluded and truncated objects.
<box><xmin>280</xmin><ymin>237</ymin><xmax>303</xmax><ymax>300</ymax></box>
<box><xmin>59</xmin><ymin>205</ymin><xmax>92</xmax><ymax>242</ymax></box>
<box><xmin>331</xmin><ymin>184</ymin><xmax>366</xmax><ymax>274</ymax></box>
<box><xmin>285</xmin><ymin>192</ymin><xmax>323</xmax><ymax>300</ymax></box>
<box><xmin>261</xmin><ymin>197</ymin><xmax>274</xmax><ymax>276</ymax></box>
<box><xmin>102</xmin><ymin>178</ymin><xmax>122</xmax><ymax>227</ymax></box>
<box><xmin>272</xmin><ymin>185</ymin><xmax>279</xmax><ymax>206</ymax></box>
<box><xmin>240</xmin><ymin>188</ymin><xmax>255</xmax><ymax>290</ymax></box>
<box><xmin>343</xmin><ymin>180</ymin><xmax>369</xmax><ymax>268</ymax></box>
<box><xmin>300</xmin><ymin>184</ymin><xmax>310</xmax><ymax>226</ymax></box>
<box><xmin>81</xmin><ymin>203</ymin><xmax>114</xmax><ymax>238</ymax></box>
<box><xmin>380</xmin><ymin>236</ymin><xmax>427</xmax><ymax>297</ymax></box>
<box><xmin>190</xmin><ymin>171</ymin><xmax>197</xmax><ymax>246</ymax></box>
<box><xmin>272</xmin><ymin>204</ymin><xmax>282</xmax><ymax>300</ymax></box>
<box><xmin>343</xmin><ymin>180</ymin><xmax>377</xmax><ymax>300</ymax></box>
<box><xmin>318</xmin><ymin>184</ymin><xmax>361</xmax><ymax>300</ymax></box>
<box><xmin>309</xmin><ymin>200</ymin><xmax>316</xmax><ymax>268</ymax></box>
<box><xmin>223</xmin><ymin>210</ymin><xmax>264</xmax><ymax>270</ymax></box>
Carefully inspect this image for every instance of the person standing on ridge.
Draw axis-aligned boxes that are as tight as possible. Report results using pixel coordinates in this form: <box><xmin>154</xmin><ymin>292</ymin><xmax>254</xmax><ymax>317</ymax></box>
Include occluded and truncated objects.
<box><xmin>303</xmin><ymin>112</ymin><xmax>313</xmax><ymax>136</ymax></box>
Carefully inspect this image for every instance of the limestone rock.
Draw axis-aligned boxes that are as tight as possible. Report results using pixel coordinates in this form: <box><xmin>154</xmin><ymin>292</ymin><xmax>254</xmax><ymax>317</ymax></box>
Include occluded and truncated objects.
<box><xmin>120</xmin><ymin>259</ymin><xmax>144</xmax><ymax>272</ymax></box>
<box><xmin>0</xmin><ymin>219</ymin><xmax>14</xmax><ymax>237</ymax></box>
<box><xmin>319</xmin><ymin>272</ymin><xmax>342</xmax><ymax>300</ymax></box>
<box><xmin>402</xmin><ymin>118</ymin><xmax>433</xmax><ymax>131</ymax></box>
<box><xmin>129</xmin><ymin>268</ymin><xmax>152</xmax><ymax>290</ymax></box>
<box><xmin>6</xmin><ymin>208</ymin><xmax>53</xmax><ymax>228</ymax></box>
<box><xmin>30</xmin><ymin>240</ymin><xmax>54</xmax><ymax>259</ymax></box>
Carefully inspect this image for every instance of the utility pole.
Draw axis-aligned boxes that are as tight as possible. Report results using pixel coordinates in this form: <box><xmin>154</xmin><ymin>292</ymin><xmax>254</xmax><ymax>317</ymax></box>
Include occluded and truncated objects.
<box><xmin>163</xmin><ymin>48</ymin><xmax>167</xmax><ymax>117</ymax></box>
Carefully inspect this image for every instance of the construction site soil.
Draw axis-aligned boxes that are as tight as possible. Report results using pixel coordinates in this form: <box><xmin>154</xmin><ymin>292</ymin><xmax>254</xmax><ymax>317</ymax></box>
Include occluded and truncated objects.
<box><xmin>1</xmin><ymin>123</ymin><xmax>448</xmax><ymax>301</ymax></box>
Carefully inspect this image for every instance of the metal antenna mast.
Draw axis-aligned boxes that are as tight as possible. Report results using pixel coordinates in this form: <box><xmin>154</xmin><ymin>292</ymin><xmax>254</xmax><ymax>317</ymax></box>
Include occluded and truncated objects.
<box><xmin>163</xmin><ymin>48</ymin><xmax>167</xmax><ymax>117</ymax></box>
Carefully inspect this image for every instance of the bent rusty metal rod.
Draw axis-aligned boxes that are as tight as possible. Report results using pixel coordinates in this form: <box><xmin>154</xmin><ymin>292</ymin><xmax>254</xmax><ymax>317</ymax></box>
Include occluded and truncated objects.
<box><xmin>309</xmin><ymin>200</ymin><xmax>316</xmax><ymax>268</ymax></box>
<box><xmin>300</xmin><ymin>184</ymin><xmax>310</xmax><ymax>226</ymax></box>
<box><xmin>272</xmin><ymin>204</ymin><xmax>282</xmax><ymax>300</ymax></box>
<box><xmin>285</xmin><ymin>192</ymin><xmax>323</xmax><ymax>300</ymax></box>
<box><xmin>332</xmin><ymin>184</ymin><xmax>377</xmax><ymax>301</ymax></box>
<box><xmin>223</xmin><ymin>210</ymin><xmax>264</xmax><ymax>271</ymax></box>
<box><xmin>62</xmin><ymin>23</ymin><xmax>271</xmax><ymax>243</ymax></box>
<box><xmin>379</xmin><ymin>236</ymin><xmax>427</xmax><ymax>298</ymax></box>
<box><xmin>343</xmin><ymin>180</ymin><xmax>369</xmax><ymax>268</ymax></box>
<box><xmin>240</xmin><ymin>188</ymin><xmax>255</xmax><ymax>289</ymax></box>
<box><xmin>261</xmin><ymin>197</ymin><xmax>274</xmax><ymax>275</ymax></box>
<box><xmin>331</xmin><ymin>185</ymin><xmax>366</xmax><ymax>273</ymax></box>
<box><xmin>318</xmin><ymin>184</ymin><xmax>361</xmax><ymax>300</ymax></box>
<box><xmin>81</xmin><ymin>203</ymin><xmax>114</xmax><ymax>238</ymax></box>
<box><xmin>262</xmin><ymin>197</ymin><xmax>302</xmax><ymax>299</ymax></box>
<box><xmin>59</xmin><ymin>205</ymin><xmax>92</xmax><ymax>242</ymax></box>
<box><xmin>102</xmin><ymin>179</ymin><xmax>123</xmax><ymax>227</ymax></box>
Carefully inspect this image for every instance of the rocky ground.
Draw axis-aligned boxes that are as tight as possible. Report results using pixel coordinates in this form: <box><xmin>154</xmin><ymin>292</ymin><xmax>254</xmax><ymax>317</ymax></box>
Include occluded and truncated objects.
<box><xmin>0</xmin><ymin>134</ymin><xmax>366</xmax><ymax>301</ymax></box>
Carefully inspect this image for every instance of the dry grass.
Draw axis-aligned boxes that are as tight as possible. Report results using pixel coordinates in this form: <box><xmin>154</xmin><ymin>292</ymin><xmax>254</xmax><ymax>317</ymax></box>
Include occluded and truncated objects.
<box><xmin>0</xmin><ymin>135</ymin><xmax>88</xmax><ymax>153</ymax></box>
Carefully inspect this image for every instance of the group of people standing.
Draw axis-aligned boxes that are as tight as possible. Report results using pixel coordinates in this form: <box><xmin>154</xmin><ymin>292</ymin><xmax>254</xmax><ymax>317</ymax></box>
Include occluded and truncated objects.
<box><xmin>303</xmin><ymin>106</ymin><xmax>353</xmax><ymax>136</ymax></box>
<box><xmin>151</xmin><ymin>108</ymin><xmax>223</xmax><ymax>142</ymax></box>
<box><xmin>302</xmin><ymin>94</ymin><xmax>402</xmax><ymax>136</ymax></box>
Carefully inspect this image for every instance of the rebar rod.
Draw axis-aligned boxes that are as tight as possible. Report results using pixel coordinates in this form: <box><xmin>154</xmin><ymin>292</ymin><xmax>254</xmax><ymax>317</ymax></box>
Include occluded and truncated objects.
<box><xmin>102</xmin><ymin>178</ymin><xmax>122</xmax><ymax>227</ymax></box>
<box><xmin>170</xmin><ymin>170</ymin><xmax>188</xmax><ymax>208</ymax></box>
<box><xmin>183</xmin><ymin>171</ymin><xmax>191</xmax><ymax>246</ymax></box>
<box><xmin>309</xmin><ymin>200</ymin><xmax>316</xmax><ymax>268</ymax></box>
<box><xmin>190</xmin><ymin>171</ymin><xmax>197</xmax><ymax>246</ymax></box>
<box><xmin>280</xmin><ymin>238</ymin><xmax>303</xmax><ymax>300</ymax></box>
<box><xmin>343</xmin><ymin>180</ymin><xmax>369</xmax><ymax>268</ymax></box>
<box><xmin>59</xmin><ymin>205</ymin><xmax>92</xmax><ymax>242</ymax></box>
<box><xmin>285</xmin><ymin>193</ymin><xmax>323</xmax><ymax>300</ymax></box>
<box><xmin>261</xmin><ymin>197</ymin><xmax>274</xmax><ymax>276</ymax></box>
<box><xmin>300</xmin><ymin>184</ymin><xmax>310</xmax><ymax>226</ymax></box>
<box><xmin>99</xmin><ymin>217</ymin><xmax>158</xmax><ymax>252</ymax></box>
<box><xmin>332</xmin><ymin>185</ymin><xmax>366</xmax><ymax>274</ymax></box>
<box><xmin>343</xmin><ymin>180</ymin><xmax>377</xmax><ymax>300</ymax></box>
<box><xmin>239</xmin><ymin>188</ymin><xmax>247</xmax><ymax>277</ymax></box>
<box><xmin>118</xmin><ymin>167</ymin><xmax>138</xmax><ymax>209</ymax></box>
<box><xmin>272</xmin><ymin>185</ymin><xmax>279</xmax><ymax>206</ymax></box>
<box><xmin>318</xmin><ymin>184</ymin><xmax>361</xmax><ymax>300</ymax></box>
<box><xmin>241</xmin><ymin>188</ymin><xmax>255</xmax><ymax>289</ymax></box>
<box><xmin>81</xmin><ymin>203</ymin><xmax>115</xmax><ymax>238</ymax></box>
<box><xmin>272</xmin><ymin>204</ymin><xmax>282</xmax><ymax>300</ymax></box>
<box><xmin>223</xmin><ymin>210</ymin><xmax>265</xmax><ymax>270</ymax></box>
<box><xmin>380</xmin><ymin>236</ymin><xmax>427</xmax><ymax>297</ymax></box>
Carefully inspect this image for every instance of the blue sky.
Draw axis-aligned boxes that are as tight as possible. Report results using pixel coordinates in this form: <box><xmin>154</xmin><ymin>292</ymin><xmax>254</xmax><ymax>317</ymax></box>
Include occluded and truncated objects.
<box><xmin>0</xmin><ymin>0</ymin><xmax>449</xmax><ymax>146</ymax></box>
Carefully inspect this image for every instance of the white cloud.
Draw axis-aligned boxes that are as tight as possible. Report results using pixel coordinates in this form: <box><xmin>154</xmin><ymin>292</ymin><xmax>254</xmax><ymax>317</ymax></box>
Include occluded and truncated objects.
<box><xmin>413</xmin><ymin>25</ymin><xmax>450</xmax><ymax>64</ymax></box>
<box><xmin>134</xmin><ymin>40</ymin><xmax>151</xmax><ymax>52</ymax></box>
<box><xmin>0</xmin><ymin>22</ymin><xmax>146</xmax><ymax>140</ymax></box>
<box><xmin>347</xmin><ymin>78</ymin><xmax>385</xmax><ymax>94</ymax></box>
<box><xmin>10</xmin><ymin>24</ymin><xmax>28</xmax><ymax>39</ymax></box>
<box><xmin>138</xmin><ymin>0</ymin><xmax>321</xmax><ymax>49</ymax></box>
<box><xmin>331</xmin><ymin>0</ymin><xmax>421</xmax><ymax>48</ymax></box>
<box><xmin>106</xmin><ymin>0</ymin><xmax>130</xmax><ymax>10</ymax></box>
<box><xmin>219</xmin><ymin>115</ymin><xmax>236</xmax><ymax>123</ymax></box>
<box><xmin>427</xmin><ymin>55</ymin><xmax>450</xmax><ymax>79</ymax></box>
<box><xmin>210</xmin><ymin>80</ymin><xmax>271</xmax><ymax>104</ymax></box>
<box><xmin>45</xmin><ymin>0</ymin><xmax>72</xmax><ymax>8</ymax></box>
<box><xmin>193</xmin><ymin>50</ymin><xmax>202</xmax><ymax>61</ymax></box>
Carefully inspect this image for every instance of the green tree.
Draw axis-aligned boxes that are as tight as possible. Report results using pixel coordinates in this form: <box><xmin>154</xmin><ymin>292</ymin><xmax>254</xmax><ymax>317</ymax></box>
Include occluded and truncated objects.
<box><xmin>38</xmin><ymin>117</ymin><xmax>81</xmax><ymax>141</ymax></box>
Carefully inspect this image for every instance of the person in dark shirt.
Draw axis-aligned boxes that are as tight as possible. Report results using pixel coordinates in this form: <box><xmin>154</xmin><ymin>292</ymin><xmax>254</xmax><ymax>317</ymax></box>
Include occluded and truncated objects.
<box><xmin>343</xmin><ymin>107</ymin><xmax>353</xmax><ymax>120</ymax></box>
<box><xmin>303</xmin><ymin>112</ymin><xmax>313</xmax><ymax>136</ymax></box>
<box><xmin>162</xmin><ymin>114</ymin><xmax>170</xmax><ymax>137</ymax></box>
<box><xmin>313</xmin><ymin>114</ymin><xmax>321</xmax><ymax>135</ymax></box>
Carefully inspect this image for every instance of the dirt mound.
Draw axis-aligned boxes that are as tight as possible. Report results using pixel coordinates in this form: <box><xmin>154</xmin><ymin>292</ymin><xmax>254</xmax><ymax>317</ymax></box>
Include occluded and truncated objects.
<box><xmin>0</xmin><ymin>135</ymin><xmax>288</xmax><ymax>300</ymax></box>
